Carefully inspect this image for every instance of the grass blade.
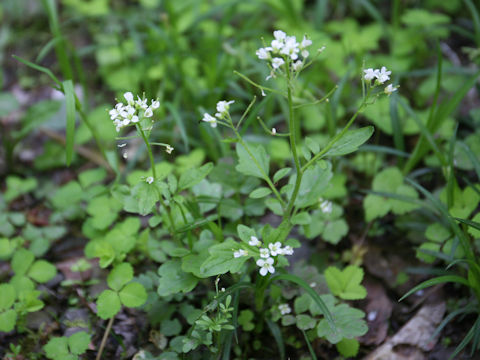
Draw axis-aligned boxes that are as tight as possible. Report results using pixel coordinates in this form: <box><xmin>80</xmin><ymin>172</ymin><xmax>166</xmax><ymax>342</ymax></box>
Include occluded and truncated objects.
<box><xmin>302</xmin><ymin>330</ymin><xmax>317</xmax><ymax>360</ymax></box>
<box><xmin>266</xmin><ymin>319</ymin><xmax>285</xmax><ymax>360</ymax></box>
<box><xmin>399</xmin><ymin>275</ymin><xmax>471</xmax><ymax>302</ymax></box>
<box><xmin>62</xmin><ymin>80</ymin><xmax>76</xmax><ymax>166</ymax></box>
<box><xmin>12</xmin><ymin>55</ymin><xmax>61</xmax><ymax>87</ymax></box>
<box><xmin>449</xmin><ymin>316</ymin><xmax>479</xmax><ymax>360</ymax></box>
<box><xmin>164</xmin><ymin>102</ymin><xmax>189</xmax><ymax>152</ymax></box>
<box><xmin>269</xmin><ymin>273</ymin><xmax>335</xmax><ymax>329</ymax></box>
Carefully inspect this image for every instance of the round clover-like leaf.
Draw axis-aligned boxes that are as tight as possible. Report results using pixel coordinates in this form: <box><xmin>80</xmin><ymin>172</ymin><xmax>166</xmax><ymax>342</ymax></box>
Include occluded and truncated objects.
<box><xmin>28</xmin><ymin>260</ymin><xmax>57</xmax><ymax>283</ymax></box>
<box><xmin>107</xmin><ymin>263</ymin><xmax>133</xmax><ymax>291</ymax></box>
<box><xmin>0</xmin><ymin>283</ymin><xmax>16</xmax><ymax>310</ymax></box>
<box><xmin>44</xmin><ymin>336</ymin><xmax>70</xmax><ymax>359</ymax></box>
<box><xmin>119</xmin><ymin>282</ymin><xmax>147</xmax><ymax>308</ymax></box>
<box><xmin>0</xmin><ymin>309</ymin><xmax>17</xmax><ymax>332</ymax></box>
<box><xmin>10</xmin><ymin>275</ymin><xmax>35</xmax><ymax>298</ymax></box>
<box><xmin>68</xmin><ymin>331</ymin><xmax>91</xmax><ymax>355</ymax></box>
<box><xmin>96</xmin><ymin>290</ymin><xmax>121</xmax><ymax>319</ymax></box>
<box><xmin>11</xmin><ymin>248</ymin><xmax>35</xmax><ymax>276</ymax></box>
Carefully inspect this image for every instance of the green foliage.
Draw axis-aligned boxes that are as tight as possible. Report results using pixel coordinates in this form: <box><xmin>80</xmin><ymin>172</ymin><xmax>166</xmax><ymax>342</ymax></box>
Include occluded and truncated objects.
<box><xmin>96</xmin><ymin>263</ymin><xmax>147</xmax><ymax>319</ymax></box>
<box><xmin>325</xmin><ymin>265</ymin><xmax>367</xmax><ymax>300</ymax></box>
<box><xmin>44</xmin><ymin>332</ymin><xmax>91</xmax><ymax>360</ymax></box>
<box><xmin>364</xmin><ymin>167</ymin><xmax>420</xmax><ymax>221</ymax></box>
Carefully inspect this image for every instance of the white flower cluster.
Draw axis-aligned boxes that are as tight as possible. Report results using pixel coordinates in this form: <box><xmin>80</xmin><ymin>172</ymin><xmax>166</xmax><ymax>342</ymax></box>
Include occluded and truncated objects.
<box><xmin>109</xmin><ymin>92</ymin><xmax>160</xmax><ymax>132</ymax></box>
<box><xmin>255</xmin><ymin>237</ymin><xmax>294</xmax><ymax>277</ymax></box>
<box><xmin>278</xmin><ymin>303</ymin><xmax>291</xmax><ymax>315</ymax></box>
<box><xmin>363</xmin><ymin>67</ymin><xmax>398</xmax><ymax>95</ymax></box>
<box><xmin>256</xmin><ymin>30</ymin><xmax>313</xmax><ymax>79</ymax></box>
<box><xmin>232</xmin><ymin>235</ymin><xmax>294</xmax><ymax>276</ymax></box>
<box><xmin>202</xmin><ymin>100</ymin><xmax>235</xmax><ymax>128</ymax></box>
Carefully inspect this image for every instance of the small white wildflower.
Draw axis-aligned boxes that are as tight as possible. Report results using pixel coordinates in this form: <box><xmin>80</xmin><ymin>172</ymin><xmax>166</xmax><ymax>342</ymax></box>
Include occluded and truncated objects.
<box><xmin>233</xmin><ymin>249</ymin><xmax>248</xmax><ymax>258</ymax></box>
<box><xmin>271</xmin><ymin>57</ymin><xmax>285</xmax><ymax>69</ymax></box>
<box><xmin>271</xmin><ymin>128</ymin><xmax>277</xmax><ymax>135</ymax></box>
<box><xmin>202</xmin><ymin>113</ymin><xmax>217</xmax><ymax>128</ymax></box>
<box><xmin>144</xmin><ymin>107</ymin><xmax>153</xmax><ymax>118</ymax></box>
<box><xmin>280</xmin><ymin>36</ymin><xmax>300</xmax><ymax>60</ymax></box>
<box><xmin>151</xmin><ymin>100</ymin><xmax>160</xmax><ymax>109</ymax></box>
<box><xmin>221</xmin><ymin>287</ymin><xmax>225</xmax><ymax>292</ymax></box>
<box><xmin>216</xmin><ymin>100</ymin><xmax>234</xmax><ymax>113</ymax></box>
<box><xmin>166</xmin><ymin>145</ymin><xmax>174</xmax><ymax>154</ymax></box>
<box><xmin>377</xmin><ymin>66</ymin><xmax>391</xmax><ymax>84</ymax></box>
<box><xmin>256</xmin><ymin>47</ymin><xmax>270</xmax><ymax>60</ymax></box>
<box><xmin>124</xmin><ymin>92</ymin><xmax>134</xmax><ymax>105</ymax></box>
<box><xmin>117</xmin><ymin>143</ymin><xmax>127</xmax><ymax>148</ymax></box>
<box><xmin>261</xmin><ymin>89</ymin><xmax>266</xmax><ymax>97</ymax></box>
<box><xmin>364</xmin><ymin>68</ymin><xmax>379</xmax><ymax>81</ymax></box>
<box><xmin>146</xmin><ymin>176</ymin><xmax>154</xmax><ymax>184</ymax></box>
<box><xmin>320</xmin><ymin>200</ymin><xmax>333</xmax><ymax>214</ymax></box>
<box><xmin>270</xmin><ymin>39</ymin><xmax>284</xmax><ymax>53</ymax></box>
<box><xmin>309</xmin><ymin>282</ymin><xmax>317</xmax><ymax>288</ymax></box>
<box><xmin>268</xmin><ymin>242</ymin><xmax>282</xmax><ymax>256</ymax></box>
<box><xmin>273</xmin><ymin>30</ymin><xmax>287</xmax><ymax>41</ymax></box>
<box><xmin>282</xmin><ymin>245</ymin><xmax>294</xmax><ymax>256</ymax></box>
<box><xmin>301</xmin><ymin>35</ymin><xmax>312</xmax><ymax>49</ymax></box>
<box><xmin>136</xmin><ymin>96</ymin><xmax>148</xmax><ymax>109</ymax></box>
<box><xmin>259</xmin><ymin>248</ymin><xmax>270</xmax><ymax>258</ymax></box>
<box><xmin>215</xmin><ymin>100</ymin><xmax>235</xmax><ymax>118</ymax></box>
<box><xmin>256</xmin><ymin>257</ymin><xmax>275</xmax><ymax>276</ymax></box>
<box><xmin>384</xmin><ymin>84</ymin><xmax>397</xmax><ymax>95</ymax></box>
<box><xmin>292</xmin><ymin>60</ymin><xmax>303</xmax><ymax>72</ymax></box>
<box><xmin>278</xmin><ymin>303</ymin><xmax>291</xmax><ymax>315</ymax></box>
<box><xmin>318</xmin><ymin>46</ymin><xmax>326</xmax><ymax>53</ymax></box>
<box><xmin>249</xmin><ymin>236</ymin><xmax>261</xmax><ymax>246</ymax></box>
<box><xmin>122</xmin><ymin>152</ymin><xmax>128</xmax><ymax>159</ymax></box>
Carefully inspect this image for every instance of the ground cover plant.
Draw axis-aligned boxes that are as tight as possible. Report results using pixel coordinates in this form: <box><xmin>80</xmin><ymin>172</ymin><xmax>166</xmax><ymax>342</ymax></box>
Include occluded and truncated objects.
<box><xmin>1</xmin><ymin>0</ymin><xmax>480</xmax><ymax>359</ymax></box>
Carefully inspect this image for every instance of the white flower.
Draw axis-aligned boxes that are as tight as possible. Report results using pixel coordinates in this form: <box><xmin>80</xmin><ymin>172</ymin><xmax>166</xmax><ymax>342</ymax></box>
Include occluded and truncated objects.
<box><xmin>261</xmin><ymin>89</ymin><xmax>266</xmax><ymax>97</ymax></box>
<box><xmin>131</xmin><ymin>115</ymin><xmax>139</xmax><ymax>123</ymax></box>
<box><xmin>364</xmin><ymin>68</ymin><xmax>379</xmax><ymax>81</ymax></box>
<box><xmin>292</xmin><ymin>60</ymin><xmax>303</xmax><ymax>72</ymax></box>
<box><xmin>271</xmin><ymin>128</ymin><xmax>277</xmax><ymax>135</ymax></box>
<box><xmin>320</xmin><ymin>200</ymin><xmax>333</xmax><ymax>214</ymax></box>
<box><xmin>202</xmin><ymin>113</ymin><xmax>217</xmax><ymax>128</ymax></box>
<box><xmin>301</xmin><ymin>49</ymin><xmax>309</xmax><ymax>58</ymax></box>
<box><xmin>301</xmin><ymin>35</ymin><xmax>312</xmax><ymax>49</ymax></box>
<box><xmin>271</xmin><ymin>57</ymin><xmax>285</xmax><ymax>69</ymax></box>
<box><xmin>216</xmin><ymin>100</ymin><xmax>234</xmax><ymax>115</ymax></box>
<box><xmin>256</xmin><ymin>257</ymin><xmax>275</xmax><ymax>276</ymax></box>
<box><xmin>384</xmin><ymin>84</ymin><xmax>397</xmax><ymax>95</ymax></box>
<box><xmin>377</xmin><ymin>66</ymin><xmax>391</xmax><ymax>84</ymax></box>
<box><xmin>270</xmin><ymin>39</ymin><xmax>284</xmax><ymax>53</ymax></box>
<box><xmin>151</xmin><ymin>100</ymin><xmax>160</xmax><ymax>109</ymax></box>
<box><xmin>233</xmin><ymin>249</ymin><xmax>248</xmax><ymax>258</ymax></box>
<box><xmin>146</xmin><ymin>176</ymin><xmax>154</xmax><ymax>184</ymax></box>
<box><xmin>144</xmin><ymin>107</ymin><xmax>153</xmax><ymax>118</ymax></box>
<box><xmin>280</xmin><ymin>36</ymin><xmax>300</xmax><ymax>60</ymax></box>
<box><xmin>249</xmin><ymin>236</ymin><xmax>261</xmax><ymax>246</ymax></box>
<box><xmin>124</xmin><ymin>92</ymin><xmax>134</xmax><ymax>105</ymax></box>
<box><xmin>282</xmin><ymin>245</ymin><xmax>294</xmax><ymax>256</ymax></box>
<box><xmin>273</xmin><ymin>30</ymin><xmax>287</xmax><ymax>41</ymax></box>
<box><xmin>278</xmin><ymin>303</ymin><xmax>291</xmax><ymax>315</ymax></box>
<box><xmin>259</xmin><ymin>248</ymin><xmax>270</xmax><ymax>258</ymax></box>
<box><xmin>256</xmin><ymin>48</ymin><xmax>270</xmax><ymax>60</ymax></box>
<box><xmin>166</xmin><ymin>145</ymin><xmax>174</xmax><ymax>154</ymax></box>
<box><xmin>268</xmin><ymin>242</ymin><xmax>282</xmax><ymax>256</ymax></box>
<box><xmin>136</xmin><ymin>96</ymin><xmax>148</xmax><ymax>109</ymax></box>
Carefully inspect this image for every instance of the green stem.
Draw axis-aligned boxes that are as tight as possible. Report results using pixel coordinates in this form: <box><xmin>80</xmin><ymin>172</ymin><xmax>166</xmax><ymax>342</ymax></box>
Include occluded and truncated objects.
<box><xmin>284</xmin><ymin>67</ymin><xmax>303</xmax><ymax>219</ymax></box>
<box><xmin>301</xmin><ymin>94</ymin><xmax>370</xmax><ymax>172</ymax></box>
<box><xmin>136</xmin><ymin>125</ymin><xmax>157</xmax><ymax>179</ymax></box>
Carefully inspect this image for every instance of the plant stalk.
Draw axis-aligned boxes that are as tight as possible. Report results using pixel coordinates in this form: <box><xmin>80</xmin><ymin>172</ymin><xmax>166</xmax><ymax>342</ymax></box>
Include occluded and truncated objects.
<box><xmin>96</xmin><ymin>316</ymin><xmax>114</xmax><ymax>360</ymax></box>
